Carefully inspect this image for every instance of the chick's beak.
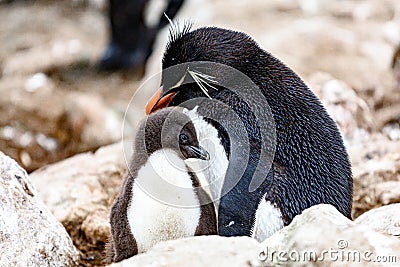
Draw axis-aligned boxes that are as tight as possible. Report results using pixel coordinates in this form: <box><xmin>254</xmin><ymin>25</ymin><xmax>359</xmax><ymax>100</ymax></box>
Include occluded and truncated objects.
<box><xmin>145</xmin><ymin>86</ymin><xmax>176</xmax><ymax>115</ymax></box>
<box><xmin>185</xmin><ymin>145</ymin><xmax>210</xmax><ymax>160</ymax></box>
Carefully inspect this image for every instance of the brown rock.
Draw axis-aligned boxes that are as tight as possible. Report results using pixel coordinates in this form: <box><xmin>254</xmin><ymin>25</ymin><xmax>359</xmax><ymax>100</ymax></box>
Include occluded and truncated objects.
<box><xmin>0</xmin><ymin>75</ymin><xmax>123</xmax><ymax>172</ymax></box>
<box><xmin>81</xmin><ymin>207</ymin><xmax>112</xmax><ymax>245</ymax></box>
<box><xmin>350</xmin><ymin>135</ymin><xmax>400</xmax><ymax>218</ymax></box>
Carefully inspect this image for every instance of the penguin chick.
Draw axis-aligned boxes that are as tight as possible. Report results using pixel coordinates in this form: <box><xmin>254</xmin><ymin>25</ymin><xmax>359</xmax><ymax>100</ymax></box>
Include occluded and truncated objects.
<box><xmin>106</xmin><ymin>107</ymin><xmax>217</xmax><ymax>263</ymax></box>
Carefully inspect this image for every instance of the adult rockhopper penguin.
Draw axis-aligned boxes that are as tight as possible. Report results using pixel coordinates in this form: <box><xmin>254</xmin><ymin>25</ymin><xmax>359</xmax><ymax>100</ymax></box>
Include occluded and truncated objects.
<box><xmin>146</xmin><ymin>26</ymin><xmax>353</xmax><ymax>240</ymax></box>
<box><xmin>107</xmin><ymin>107</ymin><xmax>217</xmax><ymax>263</ymax></box>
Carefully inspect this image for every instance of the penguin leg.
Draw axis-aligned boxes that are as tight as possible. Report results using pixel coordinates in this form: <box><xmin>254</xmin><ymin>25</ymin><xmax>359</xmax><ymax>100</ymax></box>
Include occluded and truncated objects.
<box><xmin>99</xmin><ymin>0</ymin><xmax>151</xmax><ymax>71</ymax></box>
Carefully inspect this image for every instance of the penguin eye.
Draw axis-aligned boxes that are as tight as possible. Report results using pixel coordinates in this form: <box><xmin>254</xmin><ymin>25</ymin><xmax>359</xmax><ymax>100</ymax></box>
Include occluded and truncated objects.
<box><xmin>179</xmin><ymin>133</ymin><xmax>189</xmax><ymax>145</ymax></box>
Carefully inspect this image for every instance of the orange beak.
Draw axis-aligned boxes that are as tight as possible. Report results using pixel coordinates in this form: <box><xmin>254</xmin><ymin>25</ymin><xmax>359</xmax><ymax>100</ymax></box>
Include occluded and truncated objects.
<box><xmin>145</xmin><ymin>86</ymin><xmax>176</xmax><ymax>115</ymax></box>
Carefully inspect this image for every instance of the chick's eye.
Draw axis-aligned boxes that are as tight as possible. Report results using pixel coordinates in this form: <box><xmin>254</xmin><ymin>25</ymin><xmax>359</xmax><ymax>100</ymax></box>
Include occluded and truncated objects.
<box><xmin>179</xmin><ymin>133</ymin><xmax>189</xmax><ymax>144</ymax></box>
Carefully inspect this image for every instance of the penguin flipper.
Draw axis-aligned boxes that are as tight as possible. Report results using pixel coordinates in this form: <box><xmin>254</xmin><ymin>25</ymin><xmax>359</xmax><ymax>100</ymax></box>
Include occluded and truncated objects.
<box><xmin>187</xmin><ymin>170</ymin><xmax>218</xmax><ymax>235</ymax></box>
<box><xmin>109</xmin><ymin>176</ymin><xmax>138</xmax><ymax>262</ymax></box>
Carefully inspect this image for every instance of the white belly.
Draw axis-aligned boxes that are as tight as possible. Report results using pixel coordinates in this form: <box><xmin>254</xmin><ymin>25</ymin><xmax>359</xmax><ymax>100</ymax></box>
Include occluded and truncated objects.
<box><xmin>251</xmin><ymin>198</ymin><xmax>284</xmax><ymax>242</ymax></box>
<box><xmin>127</xmin><ymin>150</ymin><xmax>201</xmax><ymax>253</ymax></box>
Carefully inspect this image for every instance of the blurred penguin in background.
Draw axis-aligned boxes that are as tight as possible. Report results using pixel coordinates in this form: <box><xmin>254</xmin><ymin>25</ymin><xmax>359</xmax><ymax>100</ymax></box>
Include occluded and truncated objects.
<box><xmin>98</xmin><ymin>0</ymin><xmax>185</xmax><ymax>73</ymax></box>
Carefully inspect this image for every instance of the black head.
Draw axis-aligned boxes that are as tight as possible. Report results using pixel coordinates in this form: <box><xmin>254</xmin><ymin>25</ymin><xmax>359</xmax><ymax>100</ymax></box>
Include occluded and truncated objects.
<box><xmin>137</xmin><ymin>107</ymin><xmax>209</xmax><ymax>160</ymax></box>
<box><xmin>163</xmin><ymin>27</ymin><xmax>258</xmax><ymax>69</ymax></box>
<box><xmin>145</xmin><ymin>26</ymin><xmax>262</xmax><ymax>114</ymax></box>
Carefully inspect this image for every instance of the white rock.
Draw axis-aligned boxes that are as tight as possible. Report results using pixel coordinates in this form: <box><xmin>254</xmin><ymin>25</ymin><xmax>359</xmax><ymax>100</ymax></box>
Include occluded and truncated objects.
<box><xmin>262</xmin><ymin>204</ymin><xmax>400</xmax><ymax>266</ymax></box>
<box><xmin>372</xmin><ymin>182</ymin><xmax>400</xmax><ymax>205</ymax></box>
<box><xmin>0</xmin><ymin>151</ymin><xmax>79</xmax><ymax>267</ymax></box>
<box><xmin>307</xmin><ymin>72</ymin><xmax>374</xmax><ymax>140</ymax></box>
<box><xmin>24</xmin><ymin>72</ymin><xmax>48</xmax><ymax>92</ymax></box>
<box><xmin>30</xmin><ymin>142</ymin><xmax>127</xmax><ymax>265</ymax></box>
<box><xmin>108</xmin><ymin>236</ymin><xmax>264</xmax><ymax>267</ymax></box>
<box><xmin>355</xmin><ymin>204</ymin><xmax>400</xmax><ymax>237</ymax></box>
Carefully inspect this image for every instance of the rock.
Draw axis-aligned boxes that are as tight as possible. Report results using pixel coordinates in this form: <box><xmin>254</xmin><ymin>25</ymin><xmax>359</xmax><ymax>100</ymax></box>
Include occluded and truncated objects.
<box><xmin>348</xmin><ymin>133</ymin><xmax>400</xmax><ymax>166</ymax></box>
<box><xmin>64</xmin><ymin>91</ymin><xmax>123</xmax><ymax>149</ymax></box>
<box><xmin>0</xmin><ymin>75</ymin><xmax>123</xmax><ymax>172</ymax></box>
<box><xmin>372</xmin><ymin>182</ymin><xmax>400</xmax><ymax>205</ymax></box>
<box><xmin>261</xmin><ymin>204</ymin><xmax>400</xmax><ymax>266</ymax></box>
<box><xmin>350</xmin><ymin>134</ymin><xmax>400</xmax><ymax>218</ymax></box>
<box><xmin>30</xmin><ymin>142</ymin><xmax>127</xmax><ymax>266</ymax></box>
<box><xmin>307</xmin><ymin>72</ymin><xmax>374</xmax><ymax>140</ymax></box>
<box><xmin>108</xmin><ymin>236</ymin><xmax>263</xmax><ymax>267</ymax></box>
<box><xmin>81</xmin><ymin>207</ymin><xmax>111</xmax><ymax>246</ymax></box>
<box><xmin>109</xmin><ymin>205</ymin><xmax>400</xmax><ymax>267</ymax></box>
<box><xmin>383</xmin><ymin>123</ymin><xmax>400</xmax><ymax>141</ymax></box>
<box><xmin>0</xmin><ymin>151</ymin><xmax>79</xmax><ymax>266</ymax></box>
<box><xmin>355</xmin><ymin>204</ymin><xmax>400</xmax><ymax>237</ymax></box>
<box><xmin>2</xmin><ymin>41</ymin><xmax>87</xmax><ymax>76</ymax></box>
<box><xmin>327</xmin><ymin>0</ymin><xmax>396</xmax><ymax>21</ymax></box>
